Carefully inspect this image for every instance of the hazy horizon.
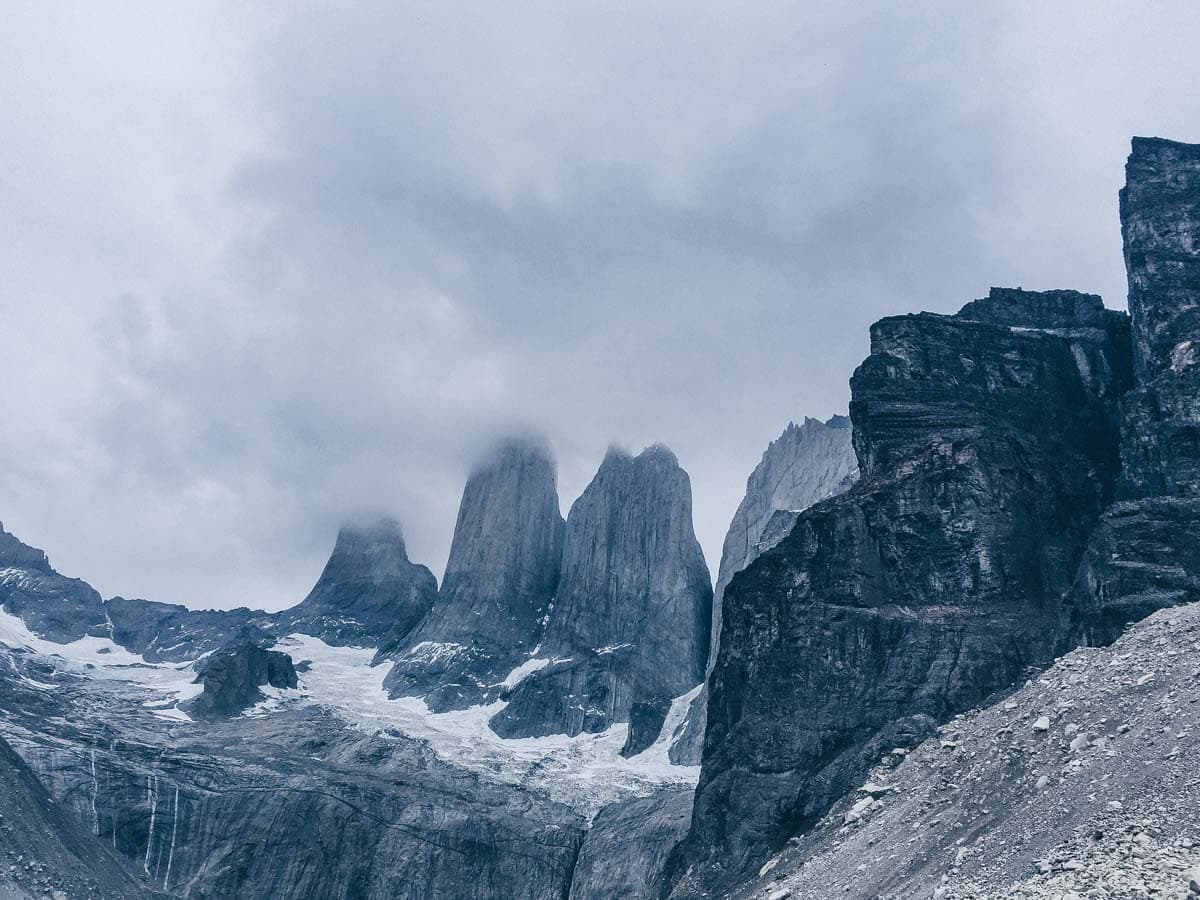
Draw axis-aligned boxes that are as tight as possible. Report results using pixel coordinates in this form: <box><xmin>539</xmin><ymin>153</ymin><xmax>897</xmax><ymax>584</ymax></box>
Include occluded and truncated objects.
<box><xmin>3</xmin><ymin>2</ymin><xmax>1199</xmax><ymax>610</ymax></box>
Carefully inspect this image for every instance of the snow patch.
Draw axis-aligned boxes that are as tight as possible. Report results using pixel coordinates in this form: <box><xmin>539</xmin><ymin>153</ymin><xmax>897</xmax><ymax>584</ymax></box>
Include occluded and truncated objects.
<box><xmin>276</xmin><ymin>633</ymin><xmax>699</xmax><ymax>814</ymax></box>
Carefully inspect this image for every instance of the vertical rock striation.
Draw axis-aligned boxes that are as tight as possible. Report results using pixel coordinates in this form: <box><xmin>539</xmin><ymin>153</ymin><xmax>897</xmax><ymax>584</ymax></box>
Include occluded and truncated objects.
<box><xmin>490</xmin><ymin>445</ymin><xmax>712</xmax><ymax>739</ymax></box>
<box><xmin>671</xmin><ymin>416</ymin><xmax>858</xmax><ymax>764</ymax></box>
<box><xmin>275</xmin><ymin>516</ymin><xmax>438</xmax><ymax>648</ymax></box>
<box><xmin>1068</xmin><ymin>137</ymin><xmax>1200</xmax><ymax>638</ymax></box>
<box><xmin>669</xmin><ymin>288</ymin><xmax>1132</xmax><ymax>897</ymax></box>
<box><xmin>381</xmin><ymin>436</ymin><xmax>565</xmax><ymax>711</ymax></box>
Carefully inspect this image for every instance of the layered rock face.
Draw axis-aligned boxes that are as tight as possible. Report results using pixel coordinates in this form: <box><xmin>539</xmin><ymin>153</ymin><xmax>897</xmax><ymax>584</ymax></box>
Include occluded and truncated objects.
<box><xmin>671</xmin><ymin>416</ymin><xmax>858</xmax><ymax>764</ymax></box>
<box><xmin>184</xmin><ymin>637</ymin><xmax>299</xmax><ymax>720</ymax></box>
<box><xmin>491</xmin><ymin>445</ymin><xmax>712</xmax><ymax>739</ymax></box>
<box><xmin>382</xmin><ymin>437</ymin><xmax>565</xmax><ymax>710</ymax></box>
<box><xmin>275</xmin><ymin>517</ymin><xmax>437</xmax><ymax>648</ymax></box>
<box><xmin>1067</xmin><ymin>137</ymin><xmax>1200</xmax><ymax>639</ymax></box>
<box><xmin>669</xmin><ymin>288</ymin><xmax>1132</xmax><ymax>897</ymax></box>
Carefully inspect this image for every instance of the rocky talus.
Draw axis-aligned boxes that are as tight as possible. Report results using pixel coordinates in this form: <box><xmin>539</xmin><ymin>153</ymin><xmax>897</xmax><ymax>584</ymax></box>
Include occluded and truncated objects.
<box><xmin>273</xmin><ymin>516</ymin><xmax>438</xmax><ymax>648</ymax></box>
<box><xmin>669</xmin><ymin>287</ymin><xmax>1133</xmax><ymax>897</ymax></box>
<box><xmin>727</xmin><ymin>603</ymin><xmax>1200</xmax><ymax>900</ymax></box>
<box><xmin>672</xmin><ymin>415</ymin><xmax>858</xmax><ymax>765</ymax></box>
<box><xmin>382</xmin><ymin>437</ymin><xmax>565</xmax><ymax>711</ymax></box>
<box><xmin>491</xmin><ymin>445</ymin><xmax>712</xmax><ymax>740</ymax></box>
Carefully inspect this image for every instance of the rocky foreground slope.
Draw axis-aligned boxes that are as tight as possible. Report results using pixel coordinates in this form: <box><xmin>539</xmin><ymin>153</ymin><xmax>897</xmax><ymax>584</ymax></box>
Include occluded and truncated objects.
<box><xmin>730</xmin><ymin>603</ymin><xmax>1200</xmax><ymax>900</ymax></box>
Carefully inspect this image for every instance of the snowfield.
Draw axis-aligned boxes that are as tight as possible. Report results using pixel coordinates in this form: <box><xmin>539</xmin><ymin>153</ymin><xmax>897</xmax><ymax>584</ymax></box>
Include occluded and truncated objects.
<box><xmin>0</xmin><ymin>607</ymin><xmax>698</xmax><ymax>815</ymax></box>
<box><xmin>274</xmin><ymin>632</ymin><xmax>700</xmax><ymax>814</ymax></box>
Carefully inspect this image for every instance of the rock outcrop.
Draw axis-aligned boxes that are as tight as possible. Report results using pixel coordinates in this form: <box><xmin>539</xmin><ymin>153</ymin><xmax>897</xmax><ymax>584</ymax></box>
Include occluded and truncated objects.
<box><xmin>568</xmin><ymin>788</ymin><xmax>694</xmax><ymax>900</ymax></box>
<box><xmin>382</xmin><ymin>437</ymin><xmax>565</xmax><ymax>710</ymax></box>
<box><xmin>712</xmin><ymin>416</ymin><xmax>858</xmax><ymax>619</ymax></box>
<box><xmin>0</xmin><ymin>522</ymin><xmax>109</xmax><ymax>642</ymax></box>
<box><xmin>183</xmin><ymin>637</ymin><xmax>299</xmax><ymax>720</ymax></box>
<box><xmin>275</xmin><ymin>517</ymin><xmax>438</xmax><ymax>648</ymax></box>
<box><xmin>669</xmin><ymin>288</ymin><xmax>1132</xmax><ymax>897</ymax></box>
<box><xmin>490</xmin><ymin>445</ymin><xmax>712</xmax><ymax>739</ymax></box>
<box><xmin>1067</xmin><ymin>137</ymin><xmax>1200</xmax><ymax>640</ymax></box>
<box><xmin>671</xmin><ymin>416</ymin><xmax>858</xmax><ymax>764</ymax></box>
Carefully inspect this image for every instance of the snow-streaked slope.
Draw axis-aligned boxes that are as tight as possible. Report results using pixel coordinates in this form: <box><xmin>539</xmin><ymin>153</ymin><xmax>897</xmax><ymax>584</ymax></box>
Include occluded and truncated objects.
<box><xmin>276</xmin><ymin>633</ymin><xmax>699</xmax><ymax>814</ymax></box>
<box><xmin>0</xmin><ymin>607</ymin><xmax>201</xmax><ymax>717</ymax></box>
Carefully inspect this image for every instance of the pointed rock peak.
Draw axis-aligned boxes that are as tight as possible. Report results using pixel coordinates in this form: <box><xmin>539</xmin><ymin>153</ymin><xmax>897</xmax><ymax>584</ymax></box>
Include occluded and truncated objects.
<box><xmin>0</xmin><ymin>522</ymin><xmax>53</xmax><ymax>574</ymax></box>
<box><xmin>334</xmin><ymin>515</ymin><xmax>407</xmax><ymax>554</ymax></box>
<box><xmin>602</xmin><ymin>443</ymin><xmax>633</xmax><ymax>464</ymax></box>
<box><xmin>472</xmin><ymin>430</ymin><xmax>558</xmax><ymax>479</ymax></box>
<box><xmin>825</xmin><ymin>413</ymin><xmax>851</xmax><ymax>429</ymax></box>
<box><xmin>636</xmin><ymin>443</ymin><xmax>679</xmax><ymax>467</ymax></box>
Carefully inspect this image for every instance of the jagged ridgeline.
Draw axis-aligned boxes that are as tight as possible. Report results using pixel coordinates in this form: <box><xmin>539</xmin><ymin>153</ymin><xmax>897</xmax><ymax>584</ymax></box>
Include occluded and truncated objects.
<box><xmin>667</xmin><ymin>137</ymin><xmax>1200</xmax><ymax>898</ymax></box>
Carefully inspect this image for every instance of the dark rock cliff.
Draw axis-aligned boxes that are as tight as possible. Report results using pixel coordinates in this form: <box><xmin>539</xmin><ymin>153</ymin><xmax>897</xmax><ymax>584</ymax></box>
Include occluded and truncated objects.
<box><xmin>490</xmin><ymin>445</ymin><xmax>712</xmax><ymax>739</ymax></box>
<box><xmin>669</xmin><ymin>288</ymin><xmax>1132</xmax><ymax>897</ymax></box>
<box><xmin>1068</xmin><ymin>137</ymin><xmax>1200</xmax><ymax>640</ymax></box>
<box><xmin>382</xmin><ymin>437</ymin><xmax>565</xmax><ymax>710</ymax></box>
<box><xmin>183</xmin><ymin>637</ymin><xmax>299</xmax><ymax>720</ymax></box>
<box><xmin>275</xmin><ymin>517</ymin><xmax>438</xmax><ymax>648</ymax></box>
<box><xmin>671</xmin><ymin>415</ymin><xmax>858</xmax><ymax>765</ymax></box>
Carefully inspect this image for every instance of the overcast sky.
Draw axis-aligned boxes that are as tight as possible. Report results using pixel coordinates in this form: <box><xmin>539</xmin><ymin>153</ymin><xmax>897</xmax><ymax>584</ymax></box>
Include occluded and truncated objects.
<box><xmin>2</xmin><ymin>2</ymin><xmax>1198</xmax><ymax>610</ymax></box>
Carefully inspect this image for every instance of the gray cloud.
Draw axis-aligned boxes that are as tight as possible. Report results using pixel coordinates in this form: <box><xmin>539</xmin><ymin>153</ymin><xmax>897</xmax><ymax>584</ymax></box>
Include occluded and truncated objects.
<box><xmin>1</xmin><ymin>1</ymin><xmax>1198</xmax><ymax>609</ymax></box>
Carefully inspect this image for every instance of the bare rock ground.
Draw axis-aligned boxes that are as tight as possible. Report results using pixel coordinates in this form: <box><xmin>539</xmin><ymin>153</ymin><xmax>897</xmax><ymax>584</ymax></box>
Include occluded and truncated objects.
<box><xmin>733</xmin><ymin>603</ymin><xmax>1200</xmax><ymax>900</ymax></box>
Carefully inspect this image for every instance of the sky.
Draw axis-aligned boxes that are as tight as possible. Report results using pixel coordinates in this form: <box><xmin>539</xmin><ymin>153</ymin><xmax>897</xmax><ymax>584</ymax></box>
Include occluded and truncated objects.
<box><xmin>2</xmin><ymin>2</ymin><xmax>1198</xmax><ymax>611</ymax></box>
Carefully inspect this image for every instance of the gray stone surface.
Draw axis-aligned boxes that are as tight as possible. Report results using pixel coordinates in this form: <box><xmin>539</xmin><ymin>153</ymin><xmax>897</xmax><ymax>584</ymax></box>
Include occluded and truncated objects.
<box><xmin>670</xmin><ymin>288</ymin><xmax>1132</xmax><ymax>898</ymax></box>
<box><xmin>275</xmin><ymin>516</ymin><xmax>438</xmax><ymax>648</ymax></box>
<box><xmin>1067</xmin><ymin>137</ymin><xmax>1200</xmax><ymax>641</ymax></box>
<box><xmin>183</xmin><ymin>637</ymin><xmax>299</xmax><ymax>720</ymax></box>
<box><xmin>382</xmin><ymin>436</ymin><xmax>565</xmax><ymax>710</ymax></box>
<box><xmin>0</xmin><ymin>732</ymin><xmax>158</xmax><ymax>899</ymax></box>
<box><xmin>0</xmin><ymin>522</ymin><xmax>109</xmax><ymax>643</ymax></box>
<box><xmin>568</xmin><ymin>788</ymin><xmax>694</xmax><ymax>900</ymax></box>
<box><xmin>491</xmin><ymin>445</ymin><xmax>712</xmax><ymax>739</ymax></box>
<box><xmin>672</xmin><ymin>416</ymin><xmax>857</xmax><ymax>765</ymax></box>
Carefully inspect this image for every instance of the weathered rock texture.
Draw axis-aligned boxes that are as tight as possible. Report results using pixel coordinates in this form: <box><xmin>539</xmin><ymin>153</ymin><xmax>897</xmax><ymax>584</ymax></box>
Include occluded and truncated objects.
<box><xmin>1067</xmin><ymin>137</ymin><xmax>1200</xmax><ymax>640</ymax></box>
<box><xmin>671</xmin><ymin>416</ymin><xmax>858</xmax><ymax>765</ymax></box>
<box><xmin>712</xmin><ymin>416</ymin><xmax>858</xmax><ymax>622</ymax></box>
<box><xmin>0</xmin><ymin>522</ymin><xmax>109</xmax><ymax>642</ymax></box>
<box><xmin>491</xmin><ymin>445</ymin><xmax>712</xmax><ymax>739</ymax></box>
<box><xmin>567</xmin><ymin>788</ymin><xmax>694</xmax><ymax>900</ymax></box>
<box><xmin>275</xmin><ymin>517</ymin><xmax>437</xmax><ymax>648</ymax></box>
<box><xmin>382</xmin><ymin>437</ymin><xmax>565</xmax><ymax>711</ymax></box>
<box><xmin>0</xmin><ymin>732</ymin><xmax>158</xmax><ymax>899</ymax></box>
<box><xmin>184</xmin><ymin>638</ymin><xmax>299</xmax><ymax>720</ymax></box>
<box><xmin>669</xmin><ymin>288</ymin><xmax>1133</xmax><ymax>897</ymax></box>
<box><xmin>0</xmin><ymin>647</ymin><xmax>586</xmax><ymax>900</ymax></box>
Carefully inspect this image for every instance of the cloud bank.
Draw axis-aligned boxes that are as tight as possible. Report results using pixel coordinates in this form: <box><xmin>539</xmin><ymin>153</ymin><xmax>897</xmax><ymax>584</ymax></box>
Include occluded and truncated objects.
<box><xmin>2</xmin><ymin>2</ymin><xmax>1198</xmax><ymax>609</ymax></box>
